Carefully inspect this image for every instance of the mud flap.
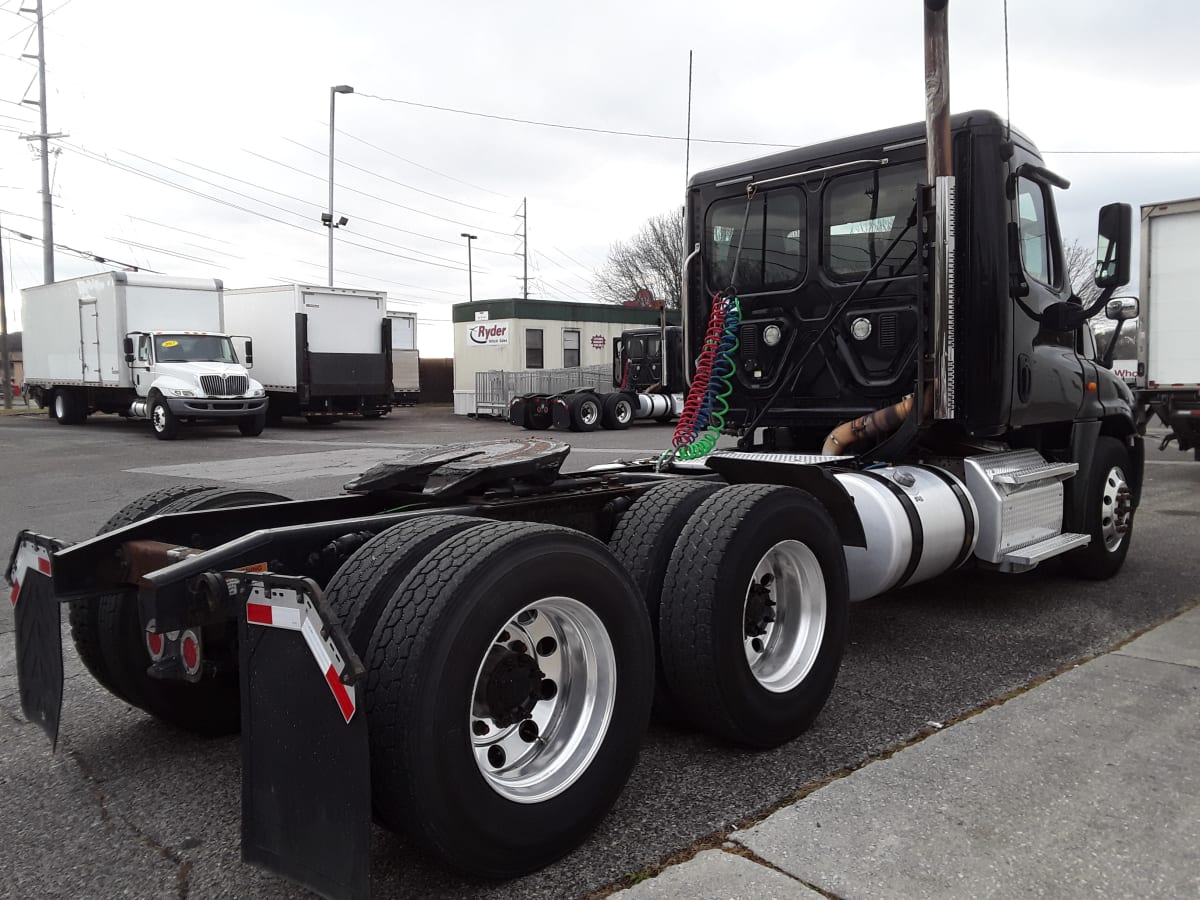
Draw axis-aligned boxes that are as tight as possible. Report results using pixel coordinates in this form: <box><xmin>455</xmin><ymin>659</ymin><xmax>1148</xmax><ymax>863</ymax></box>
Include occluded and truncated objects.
<box><xmin>234</xmin><ymin>573</ymin><xmax>370</xmax><ymax>900</ymax></box>
<box><xmin>7</xmin><ymin>532</ymin><xmax>66</xmax><ymax>749</ymax></box>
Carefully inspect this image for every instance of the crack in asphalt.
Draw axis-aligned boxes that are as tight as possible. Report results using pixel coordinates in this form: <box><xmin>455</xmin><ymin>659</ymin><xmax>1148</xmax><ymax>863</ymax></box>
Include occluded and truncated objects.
<box><xmin>66</xmin><ymin>746</ymin><xmax>193</xmax><ymax>900</ymax></box>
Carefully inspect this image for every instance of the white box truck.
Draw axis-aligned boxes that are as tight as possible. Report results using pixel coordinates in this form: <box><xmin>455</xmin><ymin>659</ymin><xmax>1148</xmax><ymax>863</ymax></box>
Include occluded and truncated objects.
<box><xmin>1135</xmin><ymin>197</ymin><xmax>1200</xmax><ymax>458</ymax></box>
<box><xmin>224</xmin><ymin>285</ymin><xmax>393</xmax><ymax>422</ymax></box>
<box><xmin>21</xmin><ymin>273</ymin><xmax>268</xmax><ymax>440</ymax></box>
<box><xmin>386</xmin><ymin>310</ymin><xmax>420</xmax><ymax>405</ymax></box>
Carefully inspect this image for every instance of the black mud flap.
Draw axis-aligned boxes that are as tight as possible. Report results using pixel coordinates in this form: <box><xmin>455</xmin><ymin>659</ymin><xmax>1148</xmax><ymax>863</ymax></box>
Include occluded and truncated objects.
<box><xmin>234</xmin><ymin>573</ymin><xmax>370</xmax><ymax>900</ymax></box>
<box><xmin>7</xmin><ymin>532</ymin><xmax>66</xmax><ymax>749</ymax></box>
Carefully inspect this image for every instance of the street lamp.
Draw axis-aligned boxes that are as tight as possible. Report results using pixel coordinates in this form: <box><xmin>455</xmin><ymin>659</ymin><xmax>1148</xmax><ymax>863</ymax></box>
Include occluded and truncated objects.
<box><xmin>460</xmin><ymin>233</ymin><xmax>477</xmax><ymax>302</ymax></box>
<box><xmin>326</xmin><ymin>84</ymin><xmax>354</xmax><ymax>286</ymax></box>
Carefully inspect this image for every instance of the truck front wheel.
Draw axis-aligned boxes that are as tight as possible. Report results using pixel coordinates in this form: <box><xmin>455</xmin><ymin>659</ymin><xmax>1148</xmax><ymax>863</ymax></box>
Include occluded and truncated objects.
<box><xmin>659</xmin><ymin>484</ymin><xmax>849</xmax><ymax>749</ymax></box>
<box><xmin>237</xmin><ymin>414</ymin><xmax>266</xmax><ymax>436</ymax></box>
<box><xmin>1063</xmin><ymin>436</ymin><xmax>1134</xmax><ymax>580</ymax></box>
<box><xmin>364</xmin><ymin>521</ymin><xmax>653</xmax><ymax>877</ymax></box>
<box><xmin>149</xmin><ymin>396</ymin><xmax>178</xmax><ymax>440</ymax></box>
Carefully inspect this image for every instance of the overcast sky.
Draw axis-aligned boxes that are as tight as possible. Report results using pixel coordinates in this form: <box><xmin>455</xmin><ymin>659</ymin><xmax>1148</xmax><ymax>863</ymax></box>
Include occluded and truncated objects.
<box><xmin>1</xmin><ymin>0</ymin><xmax>1197</xmax><ymax>356</ymax></box>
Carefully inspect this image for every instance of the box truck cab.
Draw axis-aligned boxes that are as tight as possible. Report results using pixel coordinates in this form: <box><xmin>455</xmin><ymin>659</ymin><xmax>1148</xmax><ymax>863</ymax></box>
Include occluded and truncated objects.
<box><xmin>21</xmin><ymin>273</ymin><xmax>268</xmax><ymax>440</ymax></box>
<box><xmin>123</xmin><ymin>330</ymin><xmax>268</xmax><ymax>439</ymax></box>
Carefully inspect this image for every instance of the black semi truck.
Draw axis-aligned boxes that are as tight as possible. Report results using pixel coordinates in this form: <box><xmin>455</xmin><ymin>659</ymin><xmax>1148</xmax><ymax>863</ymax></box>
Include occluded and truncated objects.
<box><xmin>508</xmin><ymin>325</ymin><xmax>684</xmax><ymax>431</ymax></box>
<box><xmin>6</xmin><ymin>6</ymin><xmax>1140</xmax><ymax>897</ymax></box>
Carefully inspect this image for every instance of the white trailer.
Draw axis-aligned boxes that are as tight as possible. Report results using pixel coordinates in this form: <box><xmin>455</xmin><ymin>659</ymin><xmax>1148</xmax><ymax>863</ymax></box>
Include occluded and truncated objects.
<box><xmin>224</xmin><ymin>285</ymin><xmax>393</xmax><ymax>421</ymax></box>
<box><xmin>386</xmin><ymin>310</ymin><xmax>420</xmax><ymax>404</ymax></box>
<box><xmin>21</xmin><ymin>273</ymin><xmax>267</xmax><ymax>439</ymax></box>
<box><xmin>1135</xmin><ymin>198</ymin><xmax>1200</xmax><ymax>458</ymax></box>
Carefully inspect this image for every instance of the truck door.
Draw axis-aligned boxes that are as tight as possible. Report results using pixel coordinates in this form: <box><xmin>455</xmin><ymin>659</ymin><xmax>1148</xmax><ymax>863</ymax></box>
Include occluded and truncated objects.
<box><xmin>1008</xmin><ymin>172</ymin><xmax>1084</xmax><ymax>425</ymax></box>
<box><xmin>78</xmin><ymin>298</ymin><xmax>101</xmax><ymax>383</ymax></box>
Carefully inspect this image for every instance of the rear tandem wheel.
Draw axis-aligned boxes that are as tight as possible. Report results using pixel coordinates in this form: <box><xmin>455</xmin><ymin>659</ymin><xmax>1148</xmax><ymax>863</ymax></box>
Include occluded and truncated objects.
<box><xmin>362</xmin><ymin>521</ymin><xmax>654</xmax><ymax>877</ymax></box>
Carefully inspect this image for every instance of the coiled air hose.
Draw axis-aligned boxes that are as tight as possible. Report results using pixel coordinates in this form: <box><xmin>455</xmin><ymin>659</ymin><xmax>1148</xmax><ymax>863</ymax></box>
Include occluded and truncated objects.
<box><xmin>666</xmin><ymin>291</ymin><xmax>741</xmax><ymax>462</ymax></box>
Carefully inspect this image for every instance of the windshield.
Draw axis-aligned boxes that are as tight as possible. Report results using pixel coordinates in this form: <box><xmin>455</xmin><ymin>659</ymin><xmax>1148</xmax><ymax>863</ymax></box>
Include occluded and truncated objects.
<box><xmin>154</xmin><ymin>334</ymin><xmax>238</xmax><ymax>363</ymax></box>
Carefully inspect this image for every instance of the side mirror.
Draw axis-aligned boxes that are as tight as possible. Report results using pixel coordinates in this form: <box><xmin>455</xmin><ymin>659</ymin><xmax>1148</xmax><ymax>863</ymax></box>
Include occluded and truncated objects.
<box><xmin>244</xmin><ymin>339</ymin><xmax>254</xmax><ymax>368</ymax></box>
<box><xmin>123</xmin><ymin>336</ymin><xmax>134</xmax><ymax>364</ymax></box>
<box><xmin>1094</xmin><ymin>203</ymin><xmax>1132</xmax><ymax>289</ymax></box>
<box><xmin>1105</xmin><ymin>296</ymin><xmax>1139</xmax><ymax>321</ymax></box>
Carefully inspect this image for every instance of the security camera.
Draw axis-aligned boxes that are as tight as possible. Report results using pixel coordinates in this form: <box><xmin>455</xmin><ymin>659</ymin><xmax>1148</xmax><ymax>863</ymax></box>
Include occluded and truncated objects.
<box><xmin>337</xmin><ymin>216</ymin><xmax>349</xmax><ymax>227</ymax></box>
<box><xmin>321</xmin><ymin>212</ymin><xmax>333</xmax><ymax>225</ymax></box>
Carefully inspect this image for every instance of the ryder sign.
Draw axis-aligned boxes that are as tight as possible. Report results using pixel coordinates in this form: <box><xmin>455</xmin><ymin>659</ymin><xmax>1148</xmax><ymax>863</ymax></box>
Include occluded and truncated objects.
<box><xmin>468</xmin><ymin>321</ymin><xmax>510</xmax><ymax>346</ymax></box>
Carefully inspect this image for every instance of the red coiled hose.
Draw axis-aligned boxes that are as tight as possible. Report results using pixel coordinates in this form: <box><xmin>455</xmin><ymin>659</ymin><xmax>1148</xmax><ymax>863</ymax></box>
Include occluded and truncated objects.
<box><xmin>672</xmin><ymin>293</ymin><xmax>728</xmax><ymax>448</ymax></box>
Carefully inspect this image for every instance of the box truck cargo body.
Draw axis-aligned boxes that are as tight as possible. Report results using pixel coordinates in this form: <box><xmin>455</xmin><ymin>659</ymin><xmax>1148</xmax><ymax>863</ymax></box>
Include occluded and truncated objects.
<box><xmin>1135</xmin><ymin>198</ymin><xmax>1200</xmax><ymax>458</ymax></box>
<box><xmin>21</xmin><ymin>272</ymin><xmax>267</xmax><ymax>439</ymax></box>
<box><xmin>224</xmin><ymin>285</ymin><xmax>392</xmax><ymax>419</ymax></box>
<box><xmin>386</xmin><ymin>310</ymin><xmax>420</xmax><ymax>404</ymax></box>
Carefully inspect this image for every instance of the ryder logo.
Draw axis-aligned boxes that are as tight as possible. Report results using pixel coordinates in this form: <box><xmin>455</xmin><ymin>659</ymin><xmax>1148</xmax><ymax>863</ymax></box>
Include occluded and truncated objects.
<box><xmin>468</xmin><ymin>322</ymin><xmax>509</xmax><ymax>345</ymax></box>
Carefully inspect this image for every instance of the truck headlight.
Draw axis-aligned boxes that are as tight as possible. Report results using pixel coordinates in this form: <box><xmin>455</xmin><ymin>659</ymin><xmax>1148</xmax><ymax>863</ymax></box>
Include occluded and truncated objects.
<box><xmin>171</xmin><ymin>389</ymin><xmax>195</xmax><ymax>397</ymax></box>
<box><xmin>250</xmin><ymin>387</ymin><xmax>265</xmax><ymax>398</ymax></box>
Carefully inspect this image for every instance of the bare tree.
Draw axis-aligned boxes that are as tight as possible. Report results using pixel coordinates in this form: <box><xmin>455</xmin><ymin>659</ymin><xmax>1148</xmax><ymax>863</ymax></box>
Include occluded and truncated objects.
<box><xmin>594</xmin><ymin>208</ymin><xmax>684</xmax><ymax>309</ymax></box>
<box><xmin>1063</xmin><ymin>238</ymin><xmax>1102</xmax><ymax>303</ymax></box>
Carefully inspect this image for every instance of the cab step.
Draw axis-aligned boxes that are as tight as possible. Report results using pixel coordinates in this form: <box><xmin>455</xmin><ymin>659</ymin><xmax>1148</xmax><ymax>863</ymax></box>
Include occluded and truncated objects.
<box><xmin>998</xmin><ymin>532</ymin><xmax>1090</xmax><ymax>572</ymax></box>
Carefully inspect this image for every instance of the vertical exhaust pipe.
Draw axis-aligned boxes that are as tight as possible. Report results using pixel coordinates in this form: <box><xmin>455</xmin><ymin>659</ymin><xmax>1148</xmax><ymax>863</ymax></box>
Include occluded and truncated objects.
<box><xmin>924</xmin><ymin>0</ymin><xmax>957</xmax><ymax>421</ymax></box>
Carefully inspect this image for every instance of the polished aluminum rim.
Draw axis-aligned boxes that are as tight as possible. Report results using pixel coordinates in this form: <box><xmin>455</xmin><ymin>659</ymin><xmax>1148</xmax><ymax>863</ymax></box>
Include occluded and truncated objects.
<box><xmin>152</xmin><ymin>404</ymin><xmax>168</xmax><ymax>431</ymax></box>
<box><xmin>470</xmin><ymin>596</ymin><xmax>616</xmax><ymax>804</ymax></box>
<box><xmin>580</xmin><ymin>399</ymin><xmax>600</xmax><ymax>426</ymax></box>
<box><xmin>742</xmin><ymin>540</ymin><xmax>827</xmax><ymax>693</ymax></box>
<box><xmin>615</xmin><ymin>399</ymin><xmax>633</xmax><ymax>424</ymax></box>
<box><xmin>54</xmin><ymin>393</ymin><xmax>66</xmax><ymax>419</ymax></box>
<box><xmin>1100</xmin><ymin>464</ymin><xmax>1129</xmax><ymax>552</ymax></box>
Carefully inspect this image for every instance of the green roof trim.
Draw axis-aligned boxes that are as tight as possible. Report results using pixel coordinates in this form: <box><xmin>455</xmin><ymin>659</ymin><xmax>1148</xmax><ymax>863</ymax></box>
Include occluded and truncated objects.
<box><xmin>452</xmin><ymin>298</ymin><xmax>678</xmax><ymax>325</ymax></box>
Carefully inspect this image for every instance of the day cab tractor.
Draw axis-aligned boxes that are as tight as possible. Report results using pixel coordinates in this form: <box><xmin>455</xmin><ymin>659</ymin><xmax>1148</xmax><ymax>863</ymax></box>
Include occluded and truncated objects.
<box><xmin>5</xmin><ymin>5</ymin><xmax>1140</xmax><ymax>898</ymax></box>
<box><xmin>507</xmin><ymin>325</ymin><xmax>685</xmax><ymax>432</ymax></box>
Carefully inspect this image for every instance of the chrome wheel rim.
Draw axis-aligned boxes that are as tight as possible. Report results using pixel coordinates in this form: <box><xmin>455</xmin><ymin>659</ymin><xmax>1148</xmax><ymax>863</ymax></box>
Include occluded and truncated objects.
<box><xmin>616</xmin><ymin>400</ymin><xmax>633</xmax><ymax>424</ymax></box>
<box><xmin>152</xmin><ymin>404</ymin><xmax>167</xmax><ymax>432</ymax></box>
<box><xmin>470</xmin><ymin>596</ymin><xmax>616</xmax><ymax>803</ymax></box>
<box><xmin>742</xmin><ymin>540</ymin><xmax>827</xmax><ymax>693</ymax></box>
<box><xmin>1100</xmin><ymin>465</ymin><xmax>1129</xmax><ymax>552</ymax></box>
<box><xmin>580</xmin><ymin>401</ymin><xmax>599</xmax><ymax>426</ymax></box>
<box><xmin>54</xmin><ymin>393</ymin><xmax>65</xmax><ymax>418</ymax></box>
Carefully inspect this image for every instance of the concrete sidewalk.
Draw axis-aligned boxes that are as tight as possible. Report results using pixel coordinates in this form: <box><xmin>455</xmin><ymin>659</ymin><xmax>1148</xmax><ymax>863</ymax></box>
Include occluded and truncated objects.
<box><xmin>613</xmin><ymin>605</ymin><xmax>1200</xmax><ymax>900</ymax></box>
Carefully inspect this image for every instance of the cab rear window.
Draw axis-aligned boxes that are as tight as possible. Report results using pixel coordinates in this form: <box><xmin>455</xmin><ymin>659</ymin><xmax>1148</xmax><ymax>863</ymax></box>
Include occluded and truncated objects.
<box><xmin>824</xmin><ymin>162</ymin><xmax>921</xmax><ymax>281</ymax></box>
<box><xmin>705</xmin><ymin>188</ymin><xmax>805</xmax><ymax>294</ymax></box>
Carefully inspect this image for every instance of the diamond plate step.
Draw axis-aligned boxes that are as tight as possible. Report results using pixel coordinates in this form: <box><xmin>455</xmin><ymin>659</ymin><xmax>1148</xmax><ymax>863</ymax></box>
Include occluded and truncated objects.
<box><xmin>1000</xmin><ymin>532</ymin><xmax>1090</xmax><ymax>567</ymax></box>
<box><xmin>990</xmin><ymin>460</ymin><xmax>1079</xmax><ymax>486</ymax></box>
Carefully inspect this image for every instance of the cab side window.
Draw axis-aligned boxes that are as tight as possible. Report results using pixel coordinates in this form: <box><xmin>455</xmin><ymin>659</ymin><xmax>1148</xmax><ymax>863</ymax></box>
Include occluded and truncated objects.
<box><xmin>1017</xmin><ymin>177</ymin><xmax>1058</xmax><ymax>287</ymax></box>
<box><xmin>137</xmin><ymin>335</ymin><xmax>152</xmax><ymax>363</ymax></box>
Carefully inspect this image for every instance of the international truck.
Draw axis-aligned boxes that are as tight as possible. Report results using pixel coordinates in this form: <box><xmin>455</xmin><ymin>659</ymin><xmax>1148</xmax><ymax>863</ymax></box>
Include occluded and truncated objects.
<box><xmin>386</xmin><ymin>309</ymin><xmax>420</xmax><ymax>405</ymax></box>
<box><xmin>508</xmin><ymin>325</ymin><xmax>684</xmax><ymax>430</ymax></box>
<box><xmin>5</xmin><ymin>4</ymin><xmax>1143</xmax><ymax>897</ymax></box>
<box><xmin>1132</xmin><ymin>198</ymin><xmax>1200</xmax><ymax>458</ymax></box>
<box><xmin>223</xmin><ymin>284</ymin><xmax>393</xmax><ymax>423</ymax></box>
<box><xmin>20</xmin><ymin>272</ymin><xmax>268</xmax><ymax>439</ymax></box>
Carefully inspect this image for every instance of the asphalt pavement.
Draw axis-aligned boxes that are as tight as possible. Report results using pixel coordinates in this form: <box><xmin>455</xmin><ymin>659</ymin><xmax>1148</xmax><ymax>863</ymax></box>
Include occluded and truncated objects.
<box><xmin>1</xmin><ymin>406</ymin><xmax>1198</xmax><ymax>900</ymax></box>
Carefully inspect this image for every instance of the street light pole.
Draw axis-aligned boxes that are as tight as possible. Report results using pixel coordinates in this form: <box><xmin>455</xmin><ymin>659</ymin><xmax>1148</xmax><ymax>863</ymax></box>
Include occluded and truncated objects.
<box><xmin>327</xmin><ymin>84</ymin><xmax>354</xmax><ymax>286</ymax></box>
<box><xmin>460</xmin><ymin>233</ymin><xmax>477</xmax><ymax>302</ymax></box>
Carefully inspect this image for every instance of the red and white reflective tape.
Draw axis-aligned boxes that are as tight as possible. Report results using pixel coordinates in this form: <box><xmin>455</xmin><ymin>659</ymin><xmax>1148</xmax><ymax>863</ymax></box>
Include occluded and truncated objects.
<box><xmin>8</xmin><ymin>540</ymin><xmax>51</xmax><ymax>607</ymax></box>
<box><xmin>245</xmin><ymin>585</ymin><xmax>356</xmax><ymax>723</ymax></box>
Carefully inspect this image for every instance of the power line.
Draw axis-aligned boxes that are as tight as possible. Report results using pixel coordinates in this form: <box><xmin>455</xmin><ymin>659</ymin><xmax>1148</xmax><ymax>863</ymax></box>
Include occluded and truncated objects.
<box><xmin>357</xmin><ymin>90</ymin><xmax>796</xmax><ymax>148</ymax></box>
<box><xmin>244</xmin><ymin>148</ymin><xmax>514</xmax><ymax>238</ymax></box>
<box><xmin>1</xmin><ymin>222</ymin><xmax>158</xmax><ymax>272</ymax></box>
<box><xmin>175</xmin><ymin>153</ymin><xmax>514</xmax><ymax>257</ymax></box>
<box><xmin>335</xmin><ymin>126</ymin><xmax>511</xmax><ymax>199</ymax></box>
<box><xmin>283</xmin><ymin>136</ymin><xmax>504</xmax><ymax>215</ymax></box>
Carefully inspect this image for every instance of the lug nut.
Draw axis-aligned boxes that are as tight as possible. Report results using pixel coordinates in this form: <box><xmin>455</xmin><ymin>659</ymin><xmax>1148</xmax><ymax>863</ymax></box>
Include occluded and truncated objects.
<box><xmin>519</xmin><ymin>720</ymin><xmax>540</xmax><ymax>743</ymax></box>
<box><xmin>497</xmin><ymin>630</ymin><xmax>510</xmax><ymax>643</ymax></box>
<box><xmin>536</xmin><ymin>636</ymin><xmax>557</xmax><ymax>657</ymax></box>
<box><xmin>509</xmin><ymin>640</ymin><xmax>528</xmax><ymax>655</ymax></box>
<box><xmin>472</xmin><ymin>720</ymin><xmax>489</xmax><ymax>737</ymax></box>
<box><xmin>488</xmin><ymin>746</ymin><xmax>506</xmax><ymax>768</ymax></box>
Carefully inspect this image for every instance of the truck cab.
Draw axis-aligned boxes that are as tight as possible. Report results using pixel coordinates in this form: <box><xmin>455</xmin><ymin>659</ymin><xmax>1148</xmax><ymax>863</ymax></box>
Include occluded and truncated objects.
<box><xmin>124</xmin><ymin>330</ymin><xmax>267</xmax><ymax>439</ymax></box>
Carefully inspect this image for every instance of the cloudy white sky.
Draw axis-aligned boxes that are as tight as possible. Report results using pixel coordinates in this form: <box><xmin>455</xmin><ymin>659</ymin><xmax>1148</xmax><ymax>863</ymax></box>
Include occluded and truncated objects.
<box><xmin>1</xmin><ymin>0</ymin><xmax>1197</xmax><ymax>356</ymax></box>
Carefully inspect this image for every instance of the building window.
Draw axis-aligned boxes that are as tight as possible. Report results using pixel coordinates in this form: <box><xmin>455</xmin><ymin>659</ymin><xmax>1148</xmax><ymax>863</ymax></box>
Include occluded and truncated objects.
<box><xmin>563</xmin><ymin>329</ymin><xmax>580</xmax><ymax>368</ymax></box>
<box><xmin>526</xmin><ymin>328</ymin><xmax>544</xmax><ymax>369</ymax></box>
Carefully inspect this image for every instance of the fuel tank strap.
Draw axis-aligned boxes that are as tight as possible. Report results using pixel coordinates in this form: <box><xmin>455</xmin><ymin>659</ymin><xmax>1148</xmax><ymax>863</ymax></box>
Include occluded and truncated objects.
<box><xmin>862</xmin><ymin>471</ymin><xmax>924</xmax><ymax>590</ymax></box>
<box><xmin>914</xmin><ymin>464</ymin><xmax>977</xmax><ymax>571</ymax></box>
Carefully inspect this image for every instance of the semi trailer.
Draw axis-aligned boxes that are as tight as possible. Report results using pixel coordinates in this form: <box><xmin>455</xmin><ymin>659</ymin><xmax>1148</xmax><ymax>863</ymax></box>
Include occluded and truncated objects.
<box><xmin>6</xmin><ymin>5</ymin><xmax>1141</xmax><ymax>898</ymax></box>
<box><xmin>223</xmin><ymin>284</ymin><xmax>393</xmax><ymax>422</ymax></box>
<box><xmin>20</xmin><ymin>273</ymin><xmax>268</xmax><ymax>439</ymax></box>
<box><xmin>1132</xmin><ymin>197</ymin><xmax>1200</xmax><ymax>458</ymax></box>
<box><xmin>508</xmin><ymin>325</ymin><xmax>684</xmax><ymax>430</ymax></box>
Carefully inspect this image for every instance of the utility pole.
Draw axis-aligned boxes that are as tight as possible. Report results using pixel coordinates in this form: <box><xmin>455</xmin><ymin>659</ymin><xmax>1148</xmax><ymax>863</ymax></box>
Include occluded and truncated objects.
<box><xmin>460</xmin><ymin>233</ymin><xmax>477</xmax><ymax>302</ymax></box>
<box><xmin>20</xmin><ymin>0</ymin><xmax>60</xmax><ymax>284</ymax></box>
<box><xmin>325</xmin><ymin>85</ymin><xmax>354</xmax><ymax>286</ymax></box>
<box><xmin>0</xmin><ymin>212</ymin><xmax>10</xmax><ymax>409</ymax></box>
<box><xmin>520</xmin><ymin>197</ymin><xmax>529</xmax><ymax>300</ymax></box>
